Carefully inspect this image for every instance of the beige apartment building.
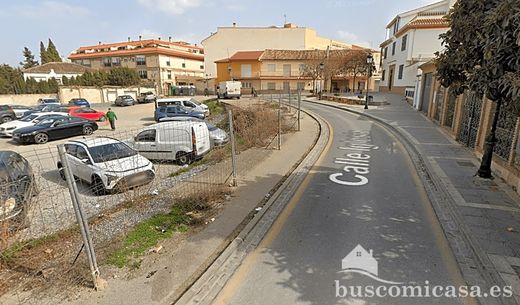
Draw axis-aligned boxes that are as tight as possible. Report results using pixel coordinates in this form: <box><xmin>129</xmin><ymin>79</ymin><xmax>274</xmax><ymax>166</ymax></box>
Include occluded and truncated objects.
<box><xmin>203</xmin><ymin>23</ymin><xmax>354</xmax><ymax>80</ymax></box>
<box><xmin>216</xmin><ymin>49</ymin><xmax>379</xmax><ymax>94</ymax></box>
<box><xmin>68</xmin><ymin>38</ymin><xmax>205</xmax><ymax>95</ymax></box>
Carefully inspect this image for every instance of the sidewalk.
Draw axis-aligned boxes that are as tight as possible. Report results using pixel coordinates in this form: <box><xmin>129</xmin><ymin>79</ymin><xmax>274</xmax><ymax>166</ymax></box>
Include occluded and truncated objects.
<box><xmin>57</xmin><ymin>105</ymin><xmax>320</xmax><ymax>305</ymax></box>
<box><xmin>307</xmin><ymin>94</ymin><xmax>520</xmax><ymax>305</ymax></box>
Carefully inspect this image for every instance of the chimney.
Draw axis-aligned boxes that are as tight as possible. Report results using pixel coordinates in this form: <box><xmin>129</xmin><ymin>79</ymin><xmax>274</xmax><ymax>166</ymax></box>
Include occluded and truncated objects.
<box><xmin>232</xmin><ymin>22</ymin><xmax>236</xmax><ymax>27</ymax></box>
<box><xmin>128</xmin><ymin>37</ymin><xmax>131</xmax><ymax>42</ymax></box>
<box><xmin>158</xmin><ymin>37</ymin><xmax>161</xmax><ymax>40</ymax></box>
<box><xmin>139</xmin><ymin>35</ymin><xmax>142</xmax><ymax>41</ymax></box>
<box><xmin>369</xmin><ymin>249</ymin><xmax>373</xmax><ymax>256</ymax></box>
<box><xmin>169</xmin><ymin>36</ymin><xmax>172</xmax><ymax>42</ymax></box>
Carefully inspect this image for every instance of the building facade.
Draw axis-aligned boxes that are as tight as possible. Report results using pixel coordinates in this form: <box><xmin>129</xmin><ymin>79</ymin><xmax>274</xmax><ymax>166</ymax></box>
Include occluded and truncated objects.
<box><xmin>23</xmin><ymin>62</ymin><xmax>93</xmax><ymax>85</ymax></box>
<box><xmin>215</xmin><ymin>49</ymin><xmax>379</xmax><ymax>94</ymax></box>
<box><xmin>203</xmin><ymin>23</ymin><xmax>354</xmax><ymax>80</ymax></box>
<box><xmin>379</xmin><ymin>0</ymin><xmax>451</xmax><ymax>100</ymax></box>
<box><xmin>68</xmin><ymin>39</ymin><xmax>205</xmax><ymax>95</ymax></box>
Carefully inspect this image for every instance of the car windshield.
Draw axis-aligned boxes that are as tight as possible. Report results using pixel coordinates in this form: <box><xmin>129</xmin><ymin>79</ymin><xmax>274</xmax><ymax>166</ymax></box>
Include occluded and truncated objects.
<box><xmin>88</xmin><ymin>142</ymin><xmax>137</xmax><ymax>163</ymax></box>
<box><xmin>20</xmin><ymin>115</ymin><xmax>39</xmax><ymax>122</ymax></box>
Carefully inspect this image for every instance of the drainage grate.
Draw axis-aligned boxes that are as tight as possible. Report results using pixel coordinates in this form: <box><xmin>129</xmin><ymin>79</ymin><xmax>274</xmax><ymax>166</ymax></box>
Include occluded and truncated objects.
<box><xmin>456</xmin><ymin>161</ymin><xmax>475</xmax><ymax>167</ymax></box>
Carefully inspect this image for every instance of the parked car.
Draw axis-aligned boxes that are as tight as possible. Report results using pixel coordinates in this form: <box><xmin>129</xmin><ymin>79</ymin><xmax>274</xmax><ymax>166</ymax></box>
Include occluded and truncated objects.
<box><xmin>154</xmin><ymin>105</ymin><xmax>205</xmax><ymax>122</ymax></box>
<box><xmin>114</xmin><ymin>95</ymin><xmax>136</xmax><ymax>107</ymax></box>
<box><xmin>68</xmin><ymin>98</ymin><xmax>91</xmax><ymax>107</ymax></box>
<box><xmin>23</xmin><ymin>104</ymin><xmax>63</xmax><ymax>117</ymax></box>
<box><xmin>66</xmin><ymin>106</ymin><xmax>106</xmax><ymax>121</ymax></box>
<box><xmin>12</xmin><ymin>116</ymin><xmax>98</xmax><ymax>144</ymax></box>
<box><xmin>155</xmin><ymin>97</ymin><xmax>209</xmax><ymax>116</ymax></box>
<box><xmin>8</xmin><ymin>105</ymin><xmax>33</xmax><ymax>119</ymax></box>
<box><xmin>0</xmin><ymin>150</ymin><xmax>35</xmax><ymax>228</ymax></box>
<box><xmin>0</xmin><ymin>105</ymin><xmax>17</xmax><ymax>123</ymax></box>
<box><xmin>159</xmin><ymin>117</ymin><xmax>229</xmax><ymax>147</ymax></box>
<box><xmin>127</xmin><ymin>121</ymin><xmax>211</xmax><ymax>165</ymax></box>
<box><xmin>37</xmin><ymin>97</ymin><xmax>60</xmax><ymax>105</ymax></box>
<box><xmin>57</xmin><ymin>137</ymin><xmax>155</xmax><ymax>195</ymax></box>
<box><xmin>0</xmin><ymin>113</ymin><xmax>68</xmax><ymax>137</ymax></box>
<box><xmin>137</xmin><ymin>92</ymin><xmax>156</xmax><ymax>104</ymax></box>
<box><xmin>217</xmin><ymin>81</ymin><xmax>241</xmax><ymax>99</ymax></box>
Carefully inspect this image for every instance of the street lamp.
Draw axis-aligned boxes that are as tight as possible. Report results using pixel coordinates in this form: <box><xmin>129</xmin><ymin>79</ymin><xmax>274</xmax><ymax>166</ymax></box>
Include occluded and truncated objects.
<box><xmin>227</xmin><ymin>66</ymin><xmax>232</xmax><ymax>81</ymax></box>
<box><xmin>365</xmin><ymin>53</ymin><xmax>373</xmax><ymax>110</ymax></box>
<box><xmin>318</xmin><ymin>62</ymin><xmax>325</xmax><ymax>99</ymax></box>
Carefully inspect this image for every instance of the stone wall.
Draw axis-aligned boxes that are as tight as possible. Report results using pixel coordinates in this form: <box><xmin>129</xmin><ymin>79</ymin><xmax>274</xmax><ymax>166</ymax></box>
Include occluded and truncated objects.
<box><xmin>0</xmin><ymin>94</ymin><xmax>58</xmax><ymax>106</ymax></box>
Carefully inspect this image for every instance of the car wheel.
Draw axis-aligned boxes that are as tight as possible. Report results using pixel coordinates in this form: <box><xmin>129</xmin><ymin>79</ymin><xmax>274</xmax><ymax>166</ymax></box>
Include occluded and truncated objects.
<box><xmin>1</xmin><ymin>116</ymin><xmax>13</xmax><ymax>123</ymax></box>
<box><xmin>176</xmin><ymin>151</ymin><xmax>192</xmax><ymax>166</ymax></box>
<box><xmin>99</xmin><ymin>115</ymin><xmax>106</xmax><ymax>122</ymax></box>
<box><xmin>83</xmin><ymin>126</ymin><xmax>94</xmax><ymax>135</ymax></box>
<box><xmin>34</xmin><ymin>133</ymin><xmax>49</xmax><ymax>144</ymax></box>
<box><xmin>90</xmin><ymin>175</ymin><xmax>106</xmax><ymax>196</ymax></box>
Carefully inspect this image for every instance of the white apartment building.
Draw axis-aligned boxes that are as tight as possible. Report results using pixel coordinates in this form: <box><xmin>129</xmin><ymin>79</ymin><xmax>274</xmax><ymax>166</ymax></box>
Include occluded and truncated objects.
<box><xmin>379</xmin><ymin>0</ymin><xmax>452</xmax><ymax>106</ymax></box>
<box><xmin>202</xmin><ymin>23</ymin><xmax>353</xmax><ymax>79</ymax></box>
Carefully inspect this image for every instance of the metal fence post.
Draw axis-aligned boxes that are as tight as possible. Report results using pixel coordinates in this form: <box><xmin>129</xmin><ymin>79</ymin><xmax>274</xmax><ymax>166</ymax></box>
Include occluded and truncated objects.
<box><xmin>278</xmin><ymin>94</ymin><xmax>282</xmax><ymax>150</ymax></box>
<box><xmin>288</xmin><ymin>88</ymin><xmax>292</xmax><ymax>113</ymax></box>
<box><xmin>57</xmin><ymin>145</ymin><xmax>101</xmax><ymax>290</ymax></box>
<box><xmin>298</xmin><ymin>89</ymin><xmax>301</xmax><ymax>131</ymax></box>
<box><xmin>228</xmin><ymin>110</ymin><xmax>238</xmax><ymax>187</ymax></box>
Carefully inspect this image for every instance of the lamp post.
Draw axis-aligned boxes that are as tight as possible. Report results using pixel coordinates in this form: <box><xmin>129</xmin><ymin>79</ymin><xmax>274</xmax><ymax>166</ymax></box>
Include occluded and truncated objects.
<box><xmin>318</xmin><ymin>62</ymin><xmax>325</xmax><ymax>100</ymax></box>
<box><xmin>364</xmin><ymin>53</ymin><xmax>373</xmax><ymax>110</ymax></box>
<box><xmin>227</xmin><ymin>66</ymin><xmax>232</xmax><ymax>81</ymax></box>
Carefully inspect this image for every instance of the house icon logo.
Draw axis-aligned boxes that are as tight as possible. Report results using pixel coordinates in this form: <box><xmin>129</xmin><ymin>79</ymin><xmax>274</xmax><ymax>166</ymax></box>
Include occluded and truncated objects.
<box><xmin>339</xmin><ymin>244</ymin><xmax>404</xmax><ymax>284</ymax></box>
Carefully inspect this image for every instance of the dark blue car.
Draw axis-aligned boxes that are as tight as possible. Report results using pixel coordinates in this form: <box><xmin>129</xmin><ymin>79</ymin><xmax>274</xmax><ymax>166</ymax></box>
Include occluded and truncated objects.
<box><xmin>68</xmin><ymin>98</ymin><xmax>91</xmax><ymax>107</ymax></box>
<box><xmin>154</xmin><ymin>105</ymin><xmax>205</xmax><ymax>122</ymax></box>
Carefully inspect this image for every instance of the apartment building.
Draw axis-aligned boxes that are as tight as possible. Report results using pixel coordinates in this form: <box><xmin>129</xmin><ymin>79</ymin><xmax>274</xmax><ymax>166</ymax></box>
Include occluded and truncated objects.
<box><xmin>203</xmin><ymin>23</ymin><xmax>353</xmax><ymax>79</ymax></box>
<box><xmin>379</xmin><ymin>0</ymin><xmax>451</xmax><ymax>100</ymax></box>
<box><xmin>215</xmin><ymin>49</ymin><xmax>378</xmax><ymax>94</ymax></box>
<box><xmin>68</xmin><ymin>38</ymin><xmax>205</xmax><ymax>95</ymax></box>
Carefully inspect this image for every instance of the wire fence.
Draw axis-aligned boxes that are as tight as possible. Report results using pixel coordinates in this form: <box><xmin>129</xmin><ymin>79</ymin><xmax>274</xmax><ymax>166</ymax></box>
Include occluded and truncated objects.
<box><xmin>0</xmin><ymin>97</ymin><xmax>300</xmax><ymax>304</ymax></box>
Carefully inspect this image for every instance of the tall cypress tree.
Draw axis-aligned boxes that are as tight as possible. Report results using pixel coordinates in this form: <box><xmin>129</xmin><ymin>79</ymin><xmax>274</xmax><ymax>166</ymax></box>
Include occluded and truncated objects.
<box><xmin>20</xmin><ymin>47</ymin><xmax>38</xmax><ymax>69</ymax></box>
<box><xmin>46</xmin><ymin>39</ymin><xmax>62</xmax><ymax>62</ymax></box>
<box><xmin>40</xmin><ymin>41</ymin><xmax>50</xmax><ymax>64</ymax></box>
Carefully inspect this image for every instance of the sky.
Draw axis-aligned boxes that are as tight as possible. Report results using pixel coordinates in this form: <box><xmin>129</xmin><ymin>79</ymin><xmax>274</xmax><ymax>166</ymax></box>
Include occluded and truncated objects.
<box><xmin>0</xmin><ymin>0</ymin><xmax>439</xmax><ymax>66</ymax></box>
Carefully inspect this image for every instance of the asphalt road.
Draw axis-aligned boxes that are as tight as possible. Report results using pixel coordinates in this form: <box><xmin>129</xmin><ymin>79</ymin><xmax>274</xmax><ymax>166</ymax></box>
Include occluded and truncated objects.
<box><xmin>210</xmin><ymin>102</ymin><xmax>473</xmax><ymax>305</ymax></box>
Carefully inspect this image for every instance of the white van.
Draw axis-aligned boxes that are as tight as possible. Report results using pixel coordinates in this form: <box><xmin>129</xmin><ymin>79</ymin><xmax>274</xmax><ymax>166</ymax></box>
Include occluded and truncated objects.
<box><xmin>155</xmin><ymin>97</ymin><xmax>209</xmax><ymax>115</ymax></box>
<box><xmin>127</xmin><ymin>121</ymin><xmax>211</xmax><ymax>165</ymax></box>
<box><xmin>217</xmin><ymin>81</ymin><xmax>241</xmax><ymax>99</ymax></box>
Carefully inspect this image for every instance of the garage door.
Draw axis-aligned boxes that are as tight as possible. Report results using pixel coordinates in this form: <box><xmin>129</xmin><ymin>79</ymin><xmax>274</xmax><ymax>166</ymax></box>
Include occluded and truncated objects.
<box><xmin>124</xmin><ymin>91</ymin><xmax>138</xmax><ymax>100</ymax></box>
<box><xmin>107</xmin><ymin>91</ymin><xmax>117</xmax><ymax>103</ymax></box>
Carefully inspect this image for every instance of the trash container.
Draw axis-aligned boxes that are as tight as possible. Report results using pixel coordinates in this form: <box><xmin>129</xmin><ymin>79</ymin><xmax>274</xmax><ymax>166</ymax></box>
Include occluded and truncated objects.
<box><xmin>368</xmin><ymin>95</ymin><xmax>373</xmax><ymax>102</ymax></box>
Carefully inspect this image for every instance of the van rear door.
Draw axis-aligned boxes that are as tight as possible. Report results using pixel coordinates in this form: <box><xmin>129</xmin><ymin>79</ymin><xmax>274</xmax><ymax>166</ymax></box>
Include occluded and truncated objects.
<box><xmin>192</xmin><ymin>123</ymin><xmax>211</xmax><ymax>156</ymax></box>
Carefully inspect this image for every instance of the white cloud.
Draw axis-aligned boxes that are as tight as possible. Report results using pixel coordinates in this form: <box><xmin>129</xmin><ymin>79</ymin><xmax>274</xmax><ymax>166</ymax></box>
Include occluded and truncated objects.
<box><xmin>3</xmin><ymin>1</ymin><xmax>90</xmax><ymax>18</ymax></box>
<box><xmin>137</xmin><ymin>0</ymin><xmax>201</xmax><ymax>15</ymax></box>
<box><xmin>336</xmin><ymin>30</ymin><xmax>372</xmax><ymax>48</ymax></box>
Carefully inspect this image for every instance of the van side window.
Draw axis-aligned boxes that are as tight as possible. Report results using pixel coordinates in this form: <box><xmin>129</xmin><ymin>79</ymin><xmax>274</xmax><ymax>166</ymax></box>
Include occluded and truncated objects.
<box><xmin>136</xmin><ymin>130</ymin><xmax>156</xmax><ymax>142</ymax></box>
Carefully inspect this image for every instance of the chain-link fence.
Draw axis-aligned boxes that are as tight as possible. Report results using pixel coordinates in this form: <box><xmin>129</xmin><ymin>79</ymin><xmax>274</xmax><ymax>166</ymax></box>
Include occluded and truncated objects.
<box><xmin>0</xmin><ymin>98</ymin><xmax>299</xmax><ymax>304</ymax></box>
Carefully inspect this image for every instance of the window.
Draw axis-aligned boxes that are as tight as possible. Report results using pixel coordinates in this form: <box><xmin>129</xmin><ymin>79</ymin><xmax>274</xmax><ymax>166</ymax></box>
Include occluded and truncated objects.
<box><xmin>267</xmin><ymin>64</ymin><xmax>276</xmax><ymax>73</ymax></box>
<box><xmin>297</xmin><ymin>82</ymin><xmax>305</xmax><ymax>90</ymax></box>
<box><xmin>76</xmin><ymin>146</ymin><xmax>89</xmax><ymax>160</ymax></box>
<box><xmin>138</xmin><ymin>70</ymin><xmax>148</xmax><ymax>79</ymax></box>
<box><xmin>166</xmin><ymin>60</ymin><xmax>171</xmax><ymax>66</ymax></box>
<box><xmin>167</xmin><ymin>71</ymin><xmax>172</xmax><ymax>80</ymax></box>
<box><xmin>283</xmin><ymin>81</ymin><xmax>290</xmax><ymax>91</ymax></box>
<box><xmin>299</xmin><ymin>64</ymin><xmax>305</xmax><ymax>73</ymax></box>
<box><xmin>242</xmin><ymin>82</ymin><xmax>251</xmax><ymax>88</ymax></box>
<box><xmin>392</xmin><ymin>42</ymin><xmax>396</xmax><ymax>56</ymax></box>
<box><xmin>283</xmin><ymin>64</ymin><xmax>291</xmax><ymax>77</ymax></box>
<box><xmin>267</xmin><ymin>82</ymin><xmax>276</xmax><ymax>90</ymax></box>
<box><xmin>356</xmin><ymin>251</ymin><xmax>362</xmax><ymax>257</ymax></box>
<box><xmin>181</xmin><ymin>63</ymin><xmax>186</xmax><ymax>68</ymax></box>
<box><xmin>382</xmin><ymin>70</ymin><xmax>386</xmax><ymax>81</ymax></box>
<box><xmin>401</xmin><ymin>35</ymin><xmax>407</xmax><ymax>51</ymax></box>
<box><xmin>136</xmin><ymin>55</ymin><xmax>146</xmax><ymax>65</ymax></box>
<box><xmin>111</xmin><ymin>57</ymin><xmax>121</xmax><ymax>66</ymax></box>
<box><xmin>398</xmin><ymin>64</ymin><xmax>404</xmax><ymax>79</ymax></box>
<box><xmin>384</xmin><ymin>47</ymin><xmax>388</xmax><ymax>59</ymax></box>
<box><xmin>135</xmin><ymin>130</ymin><xmax>156</xmax><ymax>142</ymax></box>
<box><xmin>241</xmin><ymin>64</ymin><xmax>252</xmax><ymax>77</ymax></box>
<box><xmin>200</xmin><ymin>65</ymin><xmax>204</xmax><ymax>69</ymax></box>
<box><xmin>103</xmin><ymin>57</ymin><xmax>111</xmax><ymax>67</ymax></box>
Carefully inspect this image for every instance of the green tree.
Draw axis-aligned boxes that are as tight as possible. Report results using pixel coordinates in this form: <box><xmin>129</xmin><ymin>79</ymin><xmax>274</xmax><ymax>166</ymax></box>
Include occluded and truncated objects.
<box><xmin>46</xmin><ymin>39</ymin><xmax>62</xmax><ymax>62</ymax></box>
<box><xmin>107</xmin><ymin>67</ymin><xmax>140</xmax><ymax>86</ymax></box>
<box><xmin>40</xmin><ymin>41</ymin><xmax>50</xmax><ymax>64</ymax></box>
<box><xmin>435</xmin><ymin>0</ymin><xmax>520</xmax><ymax>177</ymax></box>
<box><xmin>20</xmin><ymin>47</ymin><xmax>38</xmax><ymax>69</ymax></box>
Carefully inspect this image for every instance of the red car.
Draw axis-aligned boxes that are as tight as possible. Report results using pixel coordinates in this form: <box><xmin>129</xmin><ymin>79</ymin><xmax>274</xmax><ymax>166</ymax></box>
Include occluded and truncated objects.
<box><xmin>67</xmin><ymin>107</ymin><xmax>106</xmax><ymax>121</ymax></box>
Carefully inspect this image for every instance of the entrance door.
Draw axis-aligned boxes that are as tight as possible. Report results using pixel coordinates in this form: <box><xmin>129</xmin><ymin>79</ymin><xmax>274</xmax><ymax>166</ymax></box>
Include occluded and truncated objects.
<box><xmin>388</xmin><ymin>66</ymin><xmax>394</xmax><ymax>91</ymax></box>
<box><xmin>420</xmin><ymin>73</ymin><xmax>433</xmax><ymax>113</ymax></box>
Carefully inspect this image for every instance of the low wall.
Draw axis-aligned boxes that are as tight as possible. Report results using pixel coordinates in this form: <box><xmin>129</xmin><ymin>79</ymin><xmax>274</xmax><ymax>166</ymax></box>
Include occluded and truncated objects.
<box><xmin>58</xmin><ymin>86</ymin><xmax>156</xmax><ymax>104</ymax></box>
<box><xmin>323</xmin><ymin>95</ymin><xmax>388</xmax><ymax>106</ymax></box>
<box><xmin>0</xmin><ymin>94</ymin><xmax>58</xmax><ymax>106</ymax></box>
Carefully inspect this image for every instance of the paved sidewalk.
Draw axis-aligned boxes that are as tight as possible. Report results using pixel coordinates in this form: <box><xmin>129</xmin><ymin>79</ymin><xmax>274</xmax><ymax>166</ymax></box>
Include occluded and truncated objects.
<box><xmin>307</xmin><ymin>94</ymin><xmax>520</xmax><ymax>305</ymax></box>
<box><xmin>54</xmin><ymin>106</ymin><xmax>320</xmax><ymax>305</ymax></box>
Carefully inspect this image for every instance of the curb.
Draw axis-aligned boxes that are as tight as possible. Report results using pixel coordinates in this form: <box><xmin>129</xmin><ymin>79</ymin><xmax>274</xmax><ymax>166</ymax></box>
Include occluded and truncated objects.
<box><xmin>305</xmin><ymin>99</ymin><xmax>517</xmax><ymax>305</ymax></box>
<box><xmin>173</xmin><ymin>108</ymin><xmax>330</xmax><ymax>305</ymax></box>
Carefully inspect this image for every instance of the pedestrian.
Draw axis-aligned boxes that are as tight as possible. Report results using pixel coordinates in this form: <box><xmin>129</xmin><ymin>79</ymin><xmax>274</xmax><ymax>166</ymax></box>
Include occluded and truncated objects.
<box><xmin>106</xmin><ymin>108</ymin><xmax>117</xmax><ymax>130</ymax></box>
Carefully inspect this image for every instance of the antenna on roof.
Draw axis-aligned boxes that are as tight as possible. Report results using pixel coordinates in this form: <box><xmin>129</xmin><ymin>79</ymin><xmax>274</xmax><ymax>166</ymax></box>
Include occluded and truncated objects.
<box><xmin>283</xmin><ymin>14</ymin><xmax>287</xmax><ymax>24</ymax></box>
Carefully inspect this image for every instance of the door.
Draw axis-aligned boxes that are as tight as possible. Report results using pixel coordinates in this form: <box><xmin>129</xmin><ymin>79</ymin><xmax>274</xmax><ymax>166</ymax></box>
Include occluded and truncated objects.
<box><xmin>48</xmin><ymin>117</ymin><xmax>73</xmax><ymax>139</ymax></box>
<box><xmin>133</xmin><ymin>129</ymin><xmax>159</xmax><ymax>160</ymax></box>
<box><xmin>64</xmin><ymin>144</ymin><xmax>93</xmax><ymax>182</ymax></box>
<box><xmin>420</xmin><ymin>73</ymin><xmax>433</xmax><ymax>113</ymax></box>
<box><xmin>388</xmin><ymin>66</ymin><xmax>394</xmax><ymax>91</ymax></box>
<box><xmin>192</xmin><ymin>123</ymin><xmax>211</xmax><ymax>156</ymax></box>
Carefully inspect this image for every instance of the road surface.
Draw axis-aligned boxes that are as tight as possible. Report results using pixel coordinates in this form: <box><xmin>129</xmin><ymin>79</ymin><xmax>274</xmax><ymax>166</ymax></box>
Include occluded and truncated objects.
<box><xmin>210</xmin><ymin>101</ymin><xmax>473</xmax><ymax>305</ymax></box>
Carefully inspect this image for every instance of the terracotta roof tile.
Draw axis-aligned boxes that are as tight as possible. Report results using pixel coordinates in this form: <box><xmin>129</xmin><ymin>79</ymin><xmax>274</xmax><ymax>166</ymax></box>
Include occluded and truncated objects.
<box><xmin>23</xmin><ymin>62</ymin><xmax>94</xmax><ymax>74</ymax></box>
